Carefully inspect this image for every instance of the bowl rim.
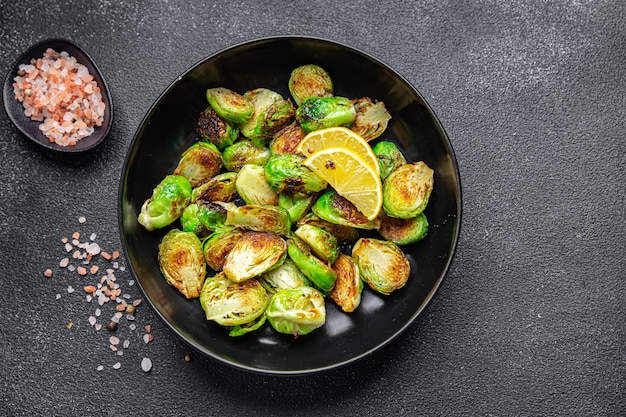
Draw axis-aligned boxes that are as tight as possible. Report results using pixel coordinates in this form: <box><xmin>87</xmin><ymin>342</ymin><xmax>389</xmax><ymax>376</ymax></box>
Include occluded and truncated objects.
<box><xmin>2</xmin><ymin>37</ymin><xmax>114</xmax><ymax>153</ymax></box>
<box><xmin>118</xmin><ymin>34</ymin><xmax>462</xmax><ymax>375</ymax></box>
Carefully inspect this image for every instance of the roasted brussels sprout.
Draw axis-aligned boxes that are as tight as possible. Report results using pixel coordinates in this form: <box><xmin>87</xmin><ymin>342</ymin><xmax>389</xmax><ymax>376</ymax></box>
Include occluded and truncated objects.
<box><xmin>294</xmin><ymin>224</ymin><xmax>339</xmax><ymax>264</ymax></box>
<box><xmin>200</xmin><ymin>272</ymin><xmax>269</xmax><ymax>327</ymax></box>
<box><xmin>222</xmin><ymin>140</ymin><xmax>271</xmax><ymax>172</ymax></box>
<box><xmin>278</xmin><ymin>193</ymin><xmax>316</xmax><ymax>223</ymax></box>
<box><xmin>311</xmin><ymin>190</ymin><xmax>380</xmax><ymax>230</ymax></box>
<box><xmin>240</xmin><ymin>88</ymin><xmax>295</xmax><ymax>144</ymax></box>
<box><xmin>173</xmin><ymin>141</ymin><xmax>223</xmax><ymax>188</ymax></box>
<box><xmin>235</xmin><ymin>164</ymin><xmax>279</xmax><ymax>206</ymax></box>
<box><xmin>378</xmin><ymin>212</ymin><xmax>428</xmax><ymax>245</ymax></box>
<box><xmin>269</xmin><ymin>123</ymin><xmax>306</xmax><ymax>155</ymax></box>
<box><xmin>352</xmin><ymin>238</ymin><xmax>410</xmax><ymax>295</ymax></box>
<box><xmin>296</xmin><ymin>212</ymin><xmax>360</xmax><ymax>244</ymax></box>
<box><xmin>383</xmin><ymin>161</ymin><xmax>434</xmax><ymax>219</ymax></box>
<box><xmin>225</xmin><ymin>204</ymin><xmax>292</xmax><ymax>235</ymax></box>
<box><xmin>202</xmin><ymin>227</ymin><xmax>245</xmax><ymax>271</ymax></box>
<box><xmin>258</xmin><ymin>259</ymin><xmax>311</xmax><ymax>295</ymax></box>
<box><xmin>196</xmin><ymin>106</ymin><xmax>239</xmax><ymax>150</ymax></box>
<box><xmin>286</xmin><ymin>236</ymin><xmax>337</xmax><ymax>293</ymax></box>
<box><xmin>158</xmin><ymin>229</ymin><xmax>206</xmax><ymax>299</ymax></box>
<box><xmin>295</xmin><ymin>96</ymin><xmax>356</xmax><ymax>134</ymax></box>
<box><xmin>264</xmin><ymin>153</ymin><xmax>328</xmax><ymax>196</ymax></box>
<box><xmin>222</xmin><ymin>232</ymin><xmax>287</xmax><ymax>283</ymax></box>
<box><xmin>288</xmin><ymin>64</ymin><xmax>334</xmax><ymax>106</ymax></box>
<box><xmin>350</xmin><ymin>97</ymin><xmax>391</xmax><ymax>142</ymax></box>
<box><xmin>373</xmin><ymin>141</ymin><xmax>407</xmax><ymax>180</ymax></box>
<box><xmin>228</xmin><ymin>314</ymin><xmax>267</xmax><ymax>337</ymax></box>
<box><xmin>329</xmin><ymin>254</ymin><xmax>363</xmax><ymax>313</ymax></box>
<box><xmin>138</xmin><ymin>175</ymin><xmax>192</xmax><ymax>231</ymax></box>
<box><xmin>191</xmin><ymin>171</ymin><xmax>238</xmax><ymax>203</ymax></box>
<box><xmin>266</xmin><ymin>286</ymin><xmax>326</xmax><ymax>337</ymax></box>
<box><xmin>180</xmin><ymin>201</ymin><xmax>233</xmax><ymax>236</ymax></box>
<box><xmin>205</xmin><ymin>87</ymin><xmax>254</xmax><ymax>124</ymax></box>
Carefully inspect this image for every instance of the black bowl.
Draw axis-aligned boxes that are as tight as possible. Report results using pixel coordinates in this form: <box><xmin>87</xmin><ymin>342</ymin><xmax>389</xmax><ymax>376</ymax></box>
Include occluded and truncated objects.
<box><xmin>119</xmin><ymin>36</ymin><xmax>461</xmax><ymax>375</ymax></box>
<box><xmin>3</xmin><ymin>38</ymin><xmax>113</xmax><ymax>153</ymax></box>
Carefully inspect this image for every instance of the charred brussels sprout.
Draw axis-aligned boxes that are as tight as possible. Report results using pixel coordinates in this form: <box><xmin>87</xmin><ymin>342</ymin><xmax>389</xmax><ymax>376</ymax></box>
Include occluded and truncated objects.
<box><xmin>240</xmin><ymin>88</ymin><xmax>295</xmax><ymax>144</ymax></box>
<box><xmin>329</xmin><ymin>254</ymin><xmax>363</xmax><ymax>313</ymax></box>
<box><xmin>295</xmin><ymin>96</ymin><xmax>356</xmax><ymax>134</ymax></box>
<box><xmin>196</xmin><ymin>106</ymin><xmax>239</xmax><ymax>150</ymax></box>
<box><xmin>235</xmin><ymin>164</ymin><xmax>279</xmax><ymax>206</ymax></box>
<box><xmin>312</xmin><ymin>190</ymin><xmax>380</xmax><ymax>230</ymax></box>
<box><xmin>191</xmin><ymin>171</ymin><xmax>238</xmax><ymax>203</ymax></box>
<box><xmin>222</xmin><ymin>140</ymin><xmax>271</xmax><ymax>172</ymax></box>
<box><xmin>228</xmin><ymin>314</ymin><xmax>267</xmax><ymax>337</ymax></box>
<box><xmin>200</xmin><ymin>272</ymin><xmax>268</xmax><ymax>327</ymax></box>
<box><xmin>270</xmin><ymin>123</ymin><xmax>306</xmax><ymax>155</ymax></box>
<box><xmin>202</xmin><ymin>227</ymin><xmax>245</xmax><ymax>271</ymax></box>
<box><xmin>225</xmin><ymin>204</ymin><xmax>292</xmax><ymax>235</ymax></box>
<box><xmin>173</xmin><ymin>141</ymin><xmax>223</xmax><ymax>188</ymax></box>
<box><xmin>286</xmin><ymin>236</ymin><xmax>337</xmax><ymax>293</ymax></box>
<box><xmin>180</xmin><ymin>201</ymin><xmax>233</xmax><ymax>236</ymax></box>
<box><xmin>373</xmin><ymin>141</ymin><xmax>407</xmax><ymax>181</ymax></box>
<box><xmin>383</xmin><ymin>161</ymin><xmax>434</xmax><ymax>219</ymax></box>
<box><xmin>264</xmin><ymin>153</ymin><xmax>328</xmax><ymax>196</ymax></box>
<box><xmin>378</xmin><ymin>212</ymin><xmax>428</xmax><ymax>245</ymax></box>
<box><xmin>294</xmin><ymin>224</ymin><xmax>339</xmax><ymax>264</ymax></box>
<box><xmin>205</xmin><ymin>87</ymin><xmax>254</xmax><ymax>124</ymax></box>
<box><xmin>288</xmin><ymin>64</ymin><xmax>334</xmax><ymax>106</ymax></box>
<box><xmin>350</xmin><ymin>97</ymin><xmax>391</xmax><ymax>142</ymax></box>
<box><xmin>158</xmin><ymin>229</ymin><xmax>206</xmax><ymax>298</ymax></box>
<box><xmin>258</xmin><ymin>259</ymin><xmax>312</xmax><ymax>295</ymax></box>
<box><xmin>266</xmin><ymin>286</ymin><xmax>326</xmax><ymax>337</ymax></box>
<box><xmin>278</xmin><ymin>193</ymin><xmax>316</xmax><ymax>223</ymax></box>
<box><xmin>222</xmin><ymin>232</ymin><xmax>287</xmax><ymax>283</ymax></box>
<box><xmin>352</xmin><ymin>238</ymin><xmax>410</xmax><ymax>295</ymax></box>
<box><xmin>138</xmin><ymin>175</ymin><xmax>192</xmax><ymax>231</ymax></box>
<box><xmin>296</xmin><ymin>212</ymin><xmax>360</xmax><ymax>244</ymax></box>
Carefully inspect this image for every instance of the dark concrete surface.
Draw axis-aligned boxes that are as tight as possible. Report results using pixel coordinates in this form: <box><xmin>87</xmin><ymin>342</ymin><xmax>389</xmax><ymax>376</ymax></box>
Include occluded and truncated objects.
<box><xmin>0</xmin><ymin>1</ymin><xmax>624</xmax><ymax>416</ymax></box>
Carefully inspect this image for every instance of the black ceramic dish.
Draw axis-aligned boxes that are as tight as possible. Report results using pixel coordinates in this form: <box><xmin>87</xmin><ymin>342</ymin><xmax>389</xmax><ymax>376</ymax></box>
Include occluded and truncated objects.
<box><xmin>119</xmin><ymin>36</ymin><xmax>461</xmax><ymax>375</ymax></box>
<box><xmin>2</xmin><ymin>38</ymin><xmax>113</xmax><ymax>153</ymax></box>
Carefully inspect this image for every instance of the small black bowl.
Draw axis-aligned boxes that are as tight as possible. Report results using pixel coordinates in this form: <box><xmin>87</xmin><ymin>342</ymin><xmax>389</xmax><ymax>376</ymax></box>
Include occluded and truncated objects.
<box><xmin>3</xmin><ymin>38</ymin><xmax>113</xmax><ymax>153</ymax></box>
<box><xmin>119</xmin><ymin>36</ymin><xmax>461</xmax><ymax>375</ymax></box>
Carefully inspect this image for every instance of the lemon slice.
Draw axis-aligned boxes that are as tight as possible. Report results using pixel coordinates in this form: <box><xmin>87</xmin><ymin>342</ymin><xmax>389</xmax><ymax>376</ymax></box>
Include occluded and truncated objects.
<box><xmin>303</xmin><ymin>147</ymin><xmax>383</xmax><ymax>220</ymax></box>
<box><xmin>297</xmin><ymin>127</ymin><xmax>380</xmax><ymax>176</ymax></box>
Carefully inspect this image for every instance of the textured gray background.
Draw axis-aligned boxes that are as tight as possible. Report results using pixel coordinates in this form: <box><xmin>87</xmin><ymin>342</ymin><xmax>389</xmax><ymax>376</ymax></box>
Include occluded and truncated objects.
<box><xmin>1</xmin><ymin>1</ymin><xmax>624</xmax><ymax>416</ymax></box>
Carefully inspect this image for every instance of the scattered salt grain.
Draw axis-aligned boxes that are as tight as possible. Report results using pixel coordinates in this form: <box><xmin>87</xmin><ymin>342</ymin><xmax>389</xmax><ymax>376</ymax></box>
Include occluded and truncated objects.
<box><xmin>112</xmin><ymin>362</ymin><xmax>121</xmax><ymax>370</ymax></box>
<box><xmin>89</xmin><ymin>233</ymin><xmax>97</xmax><ymax>241</ymax></box>
<box><xmin>67</xmin><ymin>286</ymin><xmax>74</xmax><ymax>294</ymax></box>
<box><xmin>141</xmin><ymin>357</ymin><xmax>152</xmax><ymax>373</ymax></box>
<box><xmin>78</xmin><ymin>216</ymin><xmax>86</xmax><ymax>223</ymax></box>
<box><xmin>109</xmin><ymin>336</ymin><xmax>120</xmax><ymax>345</ymax></box>
<box><xmin>123</xmin><ymin>339</ymin><xmax>130</xmax><ymax>349</ymax></box>
<box><xmin>96</xmin><ymin>365</ymin><xmax>104</xmax><ymax>371</ymax></box>
<box><xmin>55</xmin><ymin>294</ymin><xmax>61</xmax><ymax>300</ymax></box>
<box><xmin>88</xmin><ymin>316</ymin><xmax>97</xmax><ymax>326</ymax></box>
<box><xmin>44</xmin><ymin>269</ymin><xmax>53</xmax><ymax>278</ymax></box>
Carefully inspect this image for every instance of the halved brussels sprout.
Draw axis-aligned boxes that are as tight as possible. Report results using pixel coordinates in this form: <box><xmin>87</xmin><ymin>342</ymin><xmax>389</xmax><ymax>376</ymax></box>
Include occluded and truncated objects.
<box><xmin>352</xmin><ymin>238</ymin><xmax>410</xmax><ymax>295</ymax></box>
<box><xmin>196</xmin><ymin>106</ymin><xmax>239</xmax><ymax>150</ymax></box>
<box><xmin>258</xmin><ymin>259</ymin><xmax>311</xmax><ymax>295</ymax></box>
<box><xmin>296</xmin><ymin>212</ymin><xmax>360</xmax><ymax>244</ymax></box>
<box><xmin>228</xmin><ymin>314</ymin><xmax>267</xmax><ymax>337</ymax></box>
<box><xmin>294</xmin><ymin>224</ymin><xmax>339</xmax><ymax>264</ymax></box>
<box><xmin>205</xmin><ymin>87</ymin><xmax>254</xmax><ymax>124</ymax></box>
<box><xmin>225</xmin><ymin>204</ymin><xmax>292</xmax><ymax>235</ymax></box>
<box><xmin>266</xmin><ymin>286</ymin><xmax>326</xmax><ymax>337</ymax></box>
<box><xmin>264</xmin><ymin>153</ymin><xmax>328</xmax><ymax>196</ymax></box>
<box><xmin>202</xmin><ymin>227</ymin><xmax>245</xmax><ymax>271</ymax></box>
<box><xmin>222</xmin><ymin>232</ymin><xmax>287</xmax><ymax>283</ymax></box>
<box><xmin>329</xmin><ymin>254</ymin><xmax>363</xmax><ymax>313</ymax></box>
<box><xmin>269</xmin><ymin>123</ymin><xmax>306</xmax><ymax>155</ymax></box>
<box><xmin>200</xmin><ymin>272</ymin><xmax>268</xmax><ymax>327</ymax></box>
<box><xmin>158</xmin><ymin>229</ymin><xmax>206</xmax><ymax>298</ymax></box>
<box><xmin>295</xmin><ymin>96</ymin><xmax>356</xmax><ymax>133</ymax></box>
<box><xmin>191</xmin><ymin>171</ymin><xmax>238</xmax><ymax>203</ymax></box>
<box><xmin>383</xmin><ymin>161</ymin><xmax>434</xmax><ymax>219</ymax></box>
<box><xmin>173</xmin><ymin>142</ymin><xmax>223</xmax><ymax>188</ymax></box>
<box><xmin>278</xmin><ymin>193</ymin><xmax>316</xmax><ymax>223</ymax></box>
<box><xmin>311</xmin><ymin>190</ymin><xmax>381</xmax><ymax>230</ymax></box>
<box><xmin>180</xmin><ymin>201</ymin><xmax>234</xmax><ymax>236</ymax></box>
<box><xmin>350</xmin><ymin>97</ymin><xmax>391</xmax><ymax>142</ymax></box>
<box><xmin>138</xmin><ymin>175</ymin><xmax>192</xmax><ymax>231</ymax></box>
<box><xmin>378</xmin><ymin>212</ymin><xmax>428</xmax><ymax>245</ymax></box>
<box><xmin>373</xmin><ymin>141</ymin><xmax>407</xmax><ymax>181</ymax></box>
<box><xmin>235</xmin><ymin>164</ymin><xmax>279</xmax><ymax>206</ymax></box>
<box><xmin>222</xmin><ymin>140</ymin><xmax>271</xmax><ymax>172</ymax></box>
<box><xmin>286</xmin><ymin>236</ymin><xmax>337</xmax><ymax>293</ymax></box>
<box><xmin>240</xmin><ymin>88</ymin><xmax>295</xmax><ymax>144</ymax></box>
<box><xmin>288</xmin><ymin>64</ymin><xmax>334</xmax><ymax>106</ymax></box>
